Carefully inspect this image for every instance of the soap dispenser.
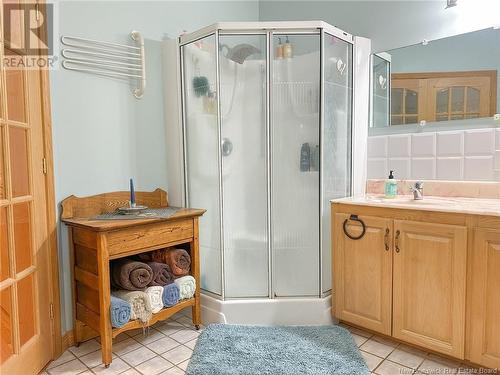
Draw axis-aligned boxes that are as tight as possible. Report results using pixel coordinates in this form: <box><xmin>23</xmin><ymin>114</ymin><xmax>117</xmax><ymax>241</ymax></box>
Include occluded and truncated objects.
<box><xmin>384</xmin><ymin>170</ymin><xmax>397</xmax><ymax>199</ymax></box>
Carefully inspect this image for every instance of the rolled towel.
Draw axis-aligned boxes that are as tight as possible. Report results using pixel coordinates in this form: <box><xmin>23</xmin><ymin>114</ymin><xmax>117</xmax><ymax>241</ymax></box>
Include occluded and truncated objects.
<box><xmin>110</xmin><ymin>296</ymin><xmax>132</xmax><ymax>328</ymax></box>
<box><xmin>146</xmin><ymin>262</ymin><xmax>174</xmax><ymax>286</ymax></box>
<box><xmin>111</xmin><ymin>259</ymin><xmax>153</xmax><ymax>291</ymax></box>
<box><xmin>112</xmin><ymin>290</ymin><xmax>152</xmax><ymax>323</ymax></box>
<box><xmin>174</xmin><ymin>275</ymin><xmax>196</xmax><ymax>300</ymax></box>
<box><xmin>164</xmin><ymin>248</ymin><xmax>191</xmax><ymax>276</ymax></box>
<box><xmin>145</xmin><ymin>286</ymin><xmax>164</xmax><ymax>313</ymax></box>
<box><xmin>139</xmin><ymin>248</ymin><xmax>191</xmax><ymax>276</ymax></box>
<box><xmin>162</xmin><ymin>283</ymin><xmax>180</xmax><ymax>307</ymax></box>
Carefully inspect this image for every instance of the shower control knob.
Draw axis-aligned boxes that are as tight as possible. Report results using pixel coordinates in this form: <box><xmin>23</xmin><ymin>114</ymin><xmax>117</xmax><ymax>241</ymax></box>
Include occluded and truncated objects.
<box><xmin>221</xmin><ymin>138</ymin><xmax>233</xmax><ymax>156</ymax></box>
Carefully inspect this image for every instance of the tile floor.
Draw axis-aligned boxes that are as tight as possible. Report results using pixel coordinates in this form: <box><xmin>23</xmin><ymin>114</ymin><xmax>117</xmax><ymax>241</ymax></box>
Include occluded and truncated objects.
<box><xmin>41</xmin><ymin>310</ymin><xmax>474</xmax><ymax>375</ymax></box>
<box><xmin>339</xmin><ymin>323</ymin><xmax>476</xmax><ymax>375</ymax></box>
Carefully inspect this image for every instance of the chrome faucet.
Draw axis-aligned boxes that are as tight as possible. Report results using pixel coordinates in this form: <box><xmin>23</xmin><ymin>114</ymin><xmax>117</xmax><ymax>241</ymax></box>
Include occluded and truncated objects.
<box><xmin>410</xmin><ymin>181</ymin><xmax>424</xmax><ymax>200</ymax></box>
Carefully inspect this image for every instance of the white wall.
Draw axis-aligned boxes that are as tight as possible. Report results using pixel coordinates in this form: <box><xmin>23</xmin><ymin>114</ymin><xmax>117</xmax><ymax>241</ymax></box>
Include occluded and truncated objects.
<box><xmin>259</xmin><ymin>0</ymin><xmax>500</xmax><ymax>52</ymax></box>
<box><xmin>52</xmin><ymin>0</ymin><xmax>259</xmax><ymax>333</ymax></box>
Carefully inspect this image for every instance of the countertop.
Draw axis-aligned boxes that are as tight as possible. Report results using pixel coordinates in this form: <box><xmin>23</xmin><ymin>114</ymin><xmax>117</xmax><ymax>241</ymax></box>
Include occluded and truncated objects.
<box><xmin>331</xmin><ymin>195</ymin><xmax>500</xmax><ymax>217</ymax></box>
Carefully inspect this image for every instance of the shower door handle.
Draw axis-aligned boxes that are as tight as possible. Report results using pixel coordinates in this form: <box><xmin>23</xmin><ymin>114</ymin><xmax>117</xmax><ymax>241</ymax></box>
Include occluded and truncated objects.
<box><xmin>221</xmin><ymin>138</ymin><xmax>233</xmax><ymax>156</ymax></box>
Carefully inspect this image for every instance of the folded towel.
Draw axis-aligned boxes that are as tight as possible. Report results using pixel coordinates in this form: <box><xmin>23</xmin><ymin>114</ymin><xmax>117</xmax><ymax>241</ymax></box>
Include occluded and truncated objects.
<box><xmin>140</xmin><ymin>248</ymin><xmax>191</xmax><ymax>277</ymax></box>
<box><xmin>162</xmin><ymin>283</ymin><xmax>180</xmax><ymax>307</ymax></box>
<box><xmin>145</xmin><ymin>286</ymin><xmax>164</xmax><ymax>313</ymax></box>
<box><xmin>164</xmin><ymin>248</ymin><xmax>191</xmax><ymax>276</ymax></box>
<box><xmin>146</xmin><ymin>262</ymin><xmax>174</xmax><ymax>286</ymax></box>
<box><xmin>174</xmin><ymin>275</ymin><xmax>196</xmax><ymax>300</ymax></box>
<box><xmin>111</xmin><ymin>259</ymin><xmax>153</xmax><ymax>291</ymax></box>
<box><xmin>110</xmin><ymin>296</ymin><xmax>132</xmax><ymax>328</ymax></box>
<box><xmin>112</xmin><ymin>290</ymin><xmax>152</xmax><ymax>323</ymax></box>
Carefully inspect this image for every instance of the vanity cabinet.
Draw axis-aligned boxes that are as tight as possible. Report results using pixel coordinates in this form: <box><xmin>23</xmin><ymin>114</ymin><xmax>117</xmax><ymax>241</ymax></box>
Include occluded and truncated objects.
<box><xmin>392</xmin><ymin>221</ymin><xmax>467</xmax><ymax>358</ymax></box>
<box><xmin>468</xmin><ymin>228</ymin><xmax>500</xmax><ymax>368</ymax></box>
<box><xmin>333</xmin><ymin>214</ymin><xmax>393</xmax><ymax>335</ymax></box>
<box><xmin>332</xmin><ymin>201</ymin><xmax>500</xmax><ymax>366</ymax></box>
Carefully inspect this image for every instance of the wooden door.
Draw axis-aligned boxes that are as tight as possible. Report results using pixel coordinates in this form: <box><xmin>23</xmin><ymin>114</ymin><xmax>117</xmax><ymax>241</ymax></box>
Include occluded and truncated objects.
<box><xmin>427</xmin><ymin>76</ymin><xmax>493</xmax><ymax>122</ymax></box>
<box><xmin>0</xmin><ymin>1</ymin><xmax>54</xmax><ymax>373</ymax></box>
<box><xmin>392</xmin><ymin>220</ymin><xmax>467</xmax><ymax>358</ymax></box>
<box><xmin>391</xmin><ymin>78</ymin><xmax>426</xmax><ymax>125</ymax></box>
<box><xmin>333</xmin><ymin>214</ymin><xmax>393</xmax><ymax>335</ymax></box>
<box><xmin>467</xmin><ymin>228</ymin><xmax>500</xmax><ymax>369</ymax></box>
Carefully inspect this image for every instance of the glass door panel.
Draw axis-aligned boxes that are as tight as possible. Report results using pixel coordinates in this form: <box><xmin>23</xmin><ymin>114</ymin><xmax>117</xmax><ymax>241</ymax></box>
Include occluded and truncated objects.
<box><xmin>322</xmin><ymin>33</ymin><xmax>352</xmax><ymax>293</ymax></box>
<box><xmin>5</xmin><ymin>65</ymin><xmax>27</xmax><ymax>123</ymax></box>
<box><xmin>9</xmin><ymin>126</ymin><xmax>30</xmax><ymax>197</ymax></box>
<box><xmin>182</xmin><ymin>35</ymin><xmax>222</xmax><ymax>295</ymax></box>
<box><xmin>219</xmin><ymin>35</ymin><xmax>269</xmax><ymax>298</ymax></box>
<box><xmin>1</xmin><ymin>207</ymin><xmax>9</xmax><ymax>282</ymax></box>
<box><xmin>0</xmin><ymin>126</ymin><xmax>5</xmax><ymax>199</ymax></box>
<box><xmin>16</xmin><ymin>274</ymin><xmax>35</xmax><ymax>346</ymax></box>
<box><xmin>12</xmin><ymin>202</ymin><xmax>32</xmax><ymax>273</ymax></box>
<box><xmin>272</xmin><ymin>34</ymin><xmax>320</xmax><ymax>297</ymax></box>
<box><xmin>0</xmin><ymin>287</ymin><xmax>14</xmax><ymax>363</ymax></box>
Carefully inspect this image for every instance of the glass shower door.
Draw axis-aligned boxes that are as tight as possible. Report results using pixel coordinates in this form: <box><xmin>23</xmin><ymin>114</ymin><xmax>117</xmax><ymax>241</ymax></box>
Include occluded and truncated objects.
<box><xmin>219</xmin><ymin>35</ymin><xmax>269</xmax><ymax>298</ymax></box>
<box><xmin>182</xmin><ymin>35</ymin><xmax>222</xmax><ymax>295</ymax></box>
<box><xmin>272</xmin><ymin>34</ymin><xmax>320</xmax><ymax>297</ymax></box>
<box><xmin>322</xmin><ymin>33</ymin><xmax>353</xmax><ymax>293</ymax></box>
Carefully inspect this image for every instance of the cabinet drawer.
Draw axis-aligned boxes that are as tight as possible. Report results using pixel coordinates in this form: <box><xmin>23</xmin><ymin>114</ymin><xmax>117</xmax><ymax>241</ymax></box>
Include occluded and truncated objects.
<box><xmin>107</xmin><ymin>219</ymin><xmax>194</xmax><ymax>256</ymax></box>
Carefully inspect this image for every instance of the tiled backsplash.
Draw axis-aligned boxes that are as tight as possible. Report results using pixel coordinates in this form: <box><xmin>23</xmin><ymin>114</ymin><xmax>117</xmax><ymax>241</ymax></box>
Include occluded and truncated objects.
<box><xmin>367</xmin><ymin>128</ymin><xmax>500</xmax><ymax>181</ymax></box>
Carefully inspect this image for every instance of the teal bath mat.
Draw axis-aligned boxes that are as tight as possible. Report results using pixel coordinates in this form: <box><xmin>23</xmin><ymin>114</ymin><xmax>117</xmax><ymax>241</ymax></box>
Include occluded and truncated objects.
<box><xmin>186</xmin><ymin>324</ymin><xmax>369</xmax><ymax>375</ymax></box>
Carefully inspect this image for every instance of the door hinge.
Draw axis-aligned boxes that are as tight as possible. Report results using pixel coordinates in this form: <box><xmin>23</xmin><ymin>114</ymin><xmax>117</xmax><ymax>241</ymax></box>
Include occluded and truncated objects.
<box><xmin>42</xmin><ymin>157</ymin><xmax>47</xmax><ymax>174</ymax></box>
<box><xmin>50</xmin><ymin>303</ymin><xmax>54</xmax><ymax>319</ymax></box>
<box><xmin>35</xmin><ymin>1</ymin><xmax>40</xmax><ymax>21</ymax></box>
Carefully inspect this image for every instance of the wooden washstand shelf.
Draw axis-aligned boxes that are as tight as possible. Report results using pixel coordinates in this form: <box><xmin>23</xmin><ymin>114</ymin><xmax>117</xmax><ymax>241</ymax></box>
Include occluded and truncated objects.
<box><xmin>61</xmin><ymin>189</ymin><xmax>205</xmax><ymax>367</ymax></box>
<box><xmin>112</xmin><ymin>298</ymin><xmax>195</xmax><ymax>338</ymax></box>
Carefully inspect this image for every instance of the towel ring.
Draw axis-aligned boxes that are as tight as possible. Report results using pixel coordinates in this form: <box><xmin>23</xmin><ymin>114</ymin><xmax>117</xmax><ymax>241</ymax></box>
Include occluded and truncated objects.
<box><xmin>343</xmin><ymin>214</ymin><xmax>366</xmax><ymax>240</ymax></box>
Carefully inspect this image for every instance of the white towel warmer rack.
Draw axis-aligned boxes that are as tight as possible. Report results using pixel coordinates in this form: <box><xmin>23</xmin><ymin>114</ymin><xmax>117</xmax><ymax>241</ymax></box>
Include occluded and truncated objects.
<box><xmin>61</xmin><ymin>31</ymin><xmax>146</xmax><ymax>99</ymax></box>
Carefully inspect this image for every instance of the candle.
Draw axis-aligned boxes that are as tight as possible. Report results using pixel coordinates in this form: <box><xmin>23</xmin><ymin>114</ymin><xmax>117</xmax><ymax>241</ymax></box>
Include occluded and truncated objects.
<box><xmin>130</xmin><ymin>178</ymin><xmax>136</xmax><ymax>207</ymax></box>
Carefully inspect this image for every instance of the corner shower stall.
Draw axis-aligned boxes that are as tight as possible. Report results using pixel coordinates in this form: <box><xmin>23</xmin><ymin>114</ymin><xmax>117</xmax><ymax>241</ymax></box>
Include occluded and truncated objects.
<box><xmin>174</xmin><ymin>21</ymin><xmax>359</xmax><ymax>323</ymax></box>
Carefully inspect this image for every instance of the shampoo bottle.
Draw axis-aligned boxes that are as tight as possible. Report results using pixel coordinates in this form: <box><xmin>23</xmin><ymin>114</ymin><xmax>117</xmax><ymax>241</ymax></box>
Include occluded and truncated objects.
<box><xmin>276</xmin><ymin>37</ymin><xmax>284</xmax><ymax>59</ymax></box>
<box><xmin>283</xmin><ymin>36</ymin><xmax>293</xmax><ymax>58</ymax></box>
<box><xmin>384</xmin><ymin>170</ymin><xmax>397</xmax><ymax>199</ymax></box>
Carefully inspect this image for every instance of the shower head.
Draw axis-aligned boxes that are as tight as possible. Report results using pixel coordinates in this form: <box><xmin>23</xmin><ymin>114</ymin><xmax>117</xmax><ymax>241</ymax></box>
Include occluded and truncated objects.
<box><xmin>220</xmin><ymin>43</ymin><xmax>261</xmax><ymax>64</ymax></box>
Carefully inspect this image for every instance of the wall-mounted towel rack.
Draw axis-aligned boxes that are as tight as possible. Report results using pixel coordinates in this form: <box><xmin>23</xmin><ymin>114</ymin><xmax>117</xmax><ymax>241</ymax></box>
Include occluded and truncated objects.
<box><xmin>61</xmin><ymin>31</ymin><xmax>146</xmax><ymax>99</ymax></box>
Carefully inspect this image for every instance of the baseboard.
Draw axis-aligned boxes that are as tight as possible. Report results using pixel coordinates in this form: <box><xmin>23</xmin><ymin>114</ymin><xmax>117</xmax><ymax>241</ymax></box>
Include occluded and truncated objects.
<box><xmin>61</xmin><ymin>331</ymin><xmax>74</xmax><ymax>352</ymax></box>
<box><xmin>61</xmin><ymin>324</ymin><xmax>99</xmax><ymax>352</ymax></box>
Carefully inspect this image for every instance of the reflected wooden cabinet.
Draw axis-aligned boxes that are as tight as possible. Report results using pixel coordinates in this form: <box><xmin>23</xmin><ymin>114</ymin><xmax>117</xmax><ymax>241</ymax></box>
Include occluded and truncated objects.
<box><xmin>391</xmin><ymin>71</ymin><xmax>497</xmax><ymax>125</ymax></box>
<box><xmin>392</xmin><ymin>220</ymin><xmax>467</xmax><ymax>358</ymax></box>
<box><xmin>468</xmin><ymin>228</ymin><xmax>500</xmax><ymax>369</ymax></box>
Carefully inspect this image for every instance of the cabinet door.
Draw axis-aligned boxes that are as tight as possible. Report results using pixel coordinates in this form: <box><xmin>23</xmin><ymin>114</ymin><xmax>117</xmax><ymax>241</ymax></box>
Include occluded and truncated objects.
<box><xmin>468</xmin><ymin>228</ymin><xmax>500</xmax><ymax>369</ymax></box>
<box><xmin>333</xmin><ymin>214</ymin><xmax>393</xmax><ymax>335</ymax></box>
<box><xmin>393</xmin><ymin>220</ymin><xmax>467</xmax><ymax>358</ymax></box>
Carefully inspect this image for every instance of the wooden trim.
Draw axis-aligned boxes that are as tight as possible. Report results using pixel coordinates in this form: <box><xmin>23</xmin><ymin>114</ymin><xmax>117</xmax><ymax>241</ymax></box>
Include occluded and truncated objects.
<box><xmin>392</xmin><ymin>70</ymin><xmax>497</xmax><ymax>116</ymax></box>
<box><xmin>37</xmin><ymin>0</ymin><xmax>62</xmax><ymax>359</ymax></box>
<box><xmin>392</xmin><ymin>70</ymin><xmax>497</xmax><ymax>80</ymax></box>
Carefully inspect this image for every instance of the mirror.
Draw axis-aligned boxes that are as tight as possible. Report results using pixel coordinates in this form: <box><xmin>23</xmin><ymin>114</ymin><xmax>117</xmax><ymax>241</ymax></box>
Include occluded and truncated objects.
<box><xmin>371</xmin><ymin>27</ymin><xmax>500</xmax><ymax>129</ymax></box>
